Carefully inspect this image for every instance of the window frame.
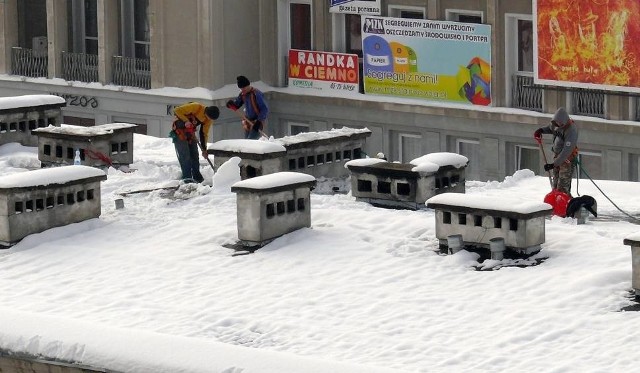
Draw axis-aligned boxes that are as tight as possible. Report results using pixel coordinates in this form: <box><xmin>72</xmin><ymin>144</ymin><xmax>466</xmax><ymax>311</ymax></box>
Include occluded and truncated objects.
<box><xmin>388</xmin><ymin>5</ymin><xmax>426</xmax><ymax>19</ymax></box>
<box><xmin>288</xmin><ymin>122</ymin><xmax>311</xmax><ymax>136</ymax></box>
<box><xmin>445</xmin><ymin>9</ymin><xmax>484</xmax><ymax>24</ymax></box>
<box><xmin>278</xmin><ymin>0</ymin><xmax>314</xmax><ymax>85</ymax></box>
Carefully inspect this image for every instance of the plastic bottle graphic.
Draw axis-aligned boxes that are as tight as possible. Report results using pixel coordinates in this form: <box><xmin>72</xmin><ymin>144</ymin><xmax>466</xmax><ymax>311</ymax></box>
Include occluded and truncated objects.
<box><xmin>74</xmin><ymin>149</ymin><xmax>81</xmax><ymax>165</ymax></box>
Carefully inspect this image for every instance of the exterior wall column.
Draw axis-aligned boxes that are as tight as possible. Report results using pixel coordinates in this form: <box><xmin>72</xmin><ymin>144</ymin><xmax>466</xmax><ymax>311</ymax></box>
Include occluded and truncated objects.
<box><xmin>149</xmin><ymin>0</ymin><xmax>164</xmax><ymax>88</ymax></box>
<box><xmin>196</xmin><ymin>0</ymin><xmax>214</xmax><ymax>89</ymax></box>
<box><xmin>0</xmin><ymin>0</ymin><xmax>18</xmax><ymax>74</ymax></box>
<box><xmin>98</xmin><ymin>0</ymin><xmax>119</xmax><ymax>85</ymax></box>
<box><xmin>46</xmin><ymin>0</ymin><xmax>67</xmax><ymax>79</ymax></box>
<box><xmin>427</xmin><ymin>0</ymin><xmax>440</xmax><ymax>19</ymax></box>
<box><xmin>259</xmin><ymin>1</ymin><xmax>279</xmax><ymax>87</ymax></box>
<box><xmin>487</xmin><ymin>0</ymin><xmax>502</xmax><ymax>107</ymax></box>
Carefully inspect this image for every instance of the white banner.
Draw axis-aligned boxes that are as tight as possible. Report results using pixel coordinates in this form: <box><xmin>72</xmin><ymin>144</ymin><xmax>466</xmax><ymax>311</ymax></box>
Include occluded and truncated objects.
<box><xmin>329</xmin><ymin>0</ymin><xmax>381</xmax><ymax>15</ymax></box>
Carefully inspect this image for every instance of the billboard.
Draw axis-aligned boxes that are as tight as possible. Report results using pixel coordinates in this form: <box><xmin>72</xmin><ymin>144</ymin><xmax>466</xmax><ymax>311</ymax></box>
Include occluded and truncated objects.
<box><xmin>288</xmin><ymin>49</ymin><xmax>359</xmax><ymax>93</ymax></box>
<box><xmin>361</xmin><ymin>16</ymin><xmax>492</xmax><ymax>105</ymax></box>
<box><xmin>329</xmin><ymin>0</ymin><xmax>381</xmax><ymax>15</ymax></box>
<box><xmin>535</xmin><ymin>0</ymin><xmax>640</xmax><ymax>92</ymax></box>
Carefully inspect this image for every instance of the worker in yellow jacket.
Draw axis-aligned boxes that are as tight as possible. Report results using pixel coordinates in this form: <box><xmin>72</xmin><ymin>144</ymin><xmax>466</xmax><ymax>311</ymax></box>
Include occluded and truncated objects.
<box><xmin>170</xmin><ymin>102</ymin><xmax>219</xmax><ymax>183</ymax></box>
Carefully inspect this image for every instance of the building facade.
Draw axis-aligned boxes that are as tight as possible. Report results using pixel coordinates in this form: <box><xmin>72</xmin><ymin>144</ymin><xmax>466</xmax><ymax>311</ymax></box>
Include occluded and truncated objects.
<box><xmin>1</xmin><ymin>0</ymin><xmax>639</xmax><ymax>183</ymax></box>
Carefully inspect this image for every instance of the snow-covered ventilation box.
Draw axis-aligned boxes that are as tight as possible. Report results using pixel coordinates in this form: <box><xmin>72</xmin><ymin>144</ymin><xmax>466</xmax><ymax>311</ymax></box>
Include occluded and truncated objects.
<box><xmin>231</xmin><ymin>172</ymin><xmax>316</xmax><ymax>247</ymax></box>
<box><xmin>346</xmin><ymin>152</ymin><xmax>468</xmax><ymax>210</ymax></box>
<box><xmin>623</xmin><ymin>233</ymin><xmax>640</xmax><ymax>298</ymax></box>
<box><xmin>0</xmin><ymin>166</ymin><xmax>107</xmax><ymax>248</ymax></box>
<box><xmin>33</xmin><ymin>123</ymin><xmax>138</xmax><ymax>169</ymax></box>
<box><xmin>208</xmin><ymin>127</ymin><xmax>371</xmax><ymax>192</ymax></box>
<box><xmin>0</xmin><ymin>94</ymin><xmax>66</xmax><ymax>147</ymax></box>
<box><xmin>426</xmin><ymin>193</ymin><xmax>553</xmax><ymax>255</ymax></box>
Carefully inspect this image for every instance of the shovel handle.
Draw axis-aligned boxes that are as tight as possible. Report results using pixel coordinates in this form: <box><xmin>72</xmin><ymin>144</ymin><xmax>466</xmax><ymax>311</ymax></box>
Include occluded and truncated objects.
<box><xmin>537</xmin><ymin>141</ymin><xmax>553</xmax><ymax>188</ymax></box>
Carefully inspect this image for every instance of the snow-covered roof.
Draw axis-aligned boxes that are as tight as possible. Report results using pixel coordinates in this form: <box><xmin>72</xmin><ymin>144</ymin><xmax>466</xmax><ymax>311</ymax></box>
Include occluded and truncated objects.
<box><xmin>209</xmin><ymin>139</ymin><xmax>286</xmax><ymax>154</ymax></box>
<box><xmin>231</xmin><ymin>172</ymin><xmax>316</xmax><ymax>191</ymax></box>
<box><xmin>426</xmin><ymin>193</ymin><xmax>552</xmax><ymax>217</ymax></box>
<box><xmin>0</xmin><ymin>94</ymin><xmax>66</xmax><ymax>111</ymax></box>
<box><xmin>276</xmin><ymin>127</ymin><xmax>371</xmax><ymax>146</ymax></box>
<box><xmin>33</xmin><ymin>123</ymin><xmax>137</xmax><ymax>137</ymax></box>
<box><xmin>0</xmin><ymin>165</ymin><xmax>106</xmax><ymax>189</ymax></box>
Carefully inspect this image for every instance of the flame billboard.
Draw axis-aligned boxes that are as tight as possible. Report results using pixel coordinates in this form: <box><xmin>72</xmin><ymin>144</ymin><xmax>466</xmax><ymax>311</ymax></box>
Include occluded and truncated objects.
<box><xmin>535</xmin><ymin>0</ymin><xmax>640</xmax><ymax>92</ymax></box>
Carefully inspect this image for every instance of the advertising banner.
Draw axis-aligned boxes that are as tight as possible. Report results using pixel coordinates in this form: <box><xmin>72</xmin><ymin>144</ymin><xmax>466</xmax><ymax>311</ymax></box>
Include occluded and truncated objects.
<box><xmin>288</xmin><ymin>49</ymin><xmax>360</xmax><ymax>93</ymax></box>
<box><xmin>329</xmin><ymin>0</ymin><xmax>381</xmax><ymax>15</ymax></box>
<box><xmin>535</xmin><ymin>0</ymin><xmax>640</xmax><ymax>92</ymax></box>
<box><xmin>361</xmin><ymin>16</ymin><xmax>492</xmax><ymax>105</ymax></box>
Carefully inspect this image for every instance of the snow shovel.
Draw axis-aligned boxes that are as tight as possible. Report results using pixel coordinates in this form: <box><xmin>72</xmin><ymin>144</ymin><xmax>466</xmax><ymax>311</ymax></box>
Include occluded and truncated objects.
<box><xmin>228</xmin><ymin>106</ymin><xmax>269</xmax><ymax>138</ymax></box>
<box><xmin>536</xmin><ymin>137</ymin><xmax>553</xmax><ymax>188</ymax></box>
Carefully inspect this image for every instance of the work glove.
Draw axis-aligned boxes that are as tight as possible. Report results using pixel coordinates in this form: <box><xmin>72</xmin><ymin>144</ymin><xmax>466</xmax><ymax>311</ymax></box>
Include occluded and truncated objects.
<box><xmin>534</xmin><ymin>129</ymin><xmax>543</xmax><ymax>143</ymax></box>
<box><xmin>226</xmin><ymin>100</ymin><xmax>238</xmax><ymax>111</ymax></box>
<box><xmin>544</xmin><ymin>163</ymin><xmax>555</xmax><ymax>171</ymax></box>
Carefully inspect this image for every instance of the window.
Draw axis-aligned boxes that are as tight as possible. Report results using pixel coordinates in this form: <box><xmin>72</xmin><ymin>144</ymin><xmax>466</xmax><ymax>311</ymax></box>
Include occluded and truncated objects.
<box><xmin>290</xmin><ymin>2</ymin><xmax>312</xmax><ymax>50</ymax></box>
<box><xmin>289</xmin><ymin>123</ymin><xmax>310</xmax><ymax>136</ymax></box>
<box><xmin>443</xmin><ymin>211</ymin><xmax>451</xmax><ymax>224</ymax></box>
<box><xmin>577</xmin><ymin>151</ymin><xmax>602</xmax><ymax>180</ymax></box>
<box><xmin>518</xmin><ymin>20</ymin><xmax>533</xmax><ymax>72</ymax></box>
<box><xmin>84</xmin><ymin>0</ymin><xmax>98</xmax><ymax>54</ymax></box>
<box><xmin>458</xmin><ymin>213</ymin><xmax>467</xmax><ymax>225</ymax></box>
<box><xmin>358</xmin><ymin>179</ymin><xmax>372</xmax><ymax>192</ymax></box>
<box><xmin>17</xmin><ymin>0</ymin><xmax>47</xmax><ymax>50</ymax></box>
<box><xmin>266</xmin><ymin>203</ymin><xmax>275</xmax><ymax>218</ymax></box>
<box><xmin>399</xmin><ymin>133</ymin><xmax>422</xmax><ymax>163</ymax></box>
<box><xmin>287</xmin><ymin>199</ymin><xmax>296</xmax><ymax>212</ymax></box>
<box><xmin>456</xmin><ymin>139</ymin><xmax>480</xmax><ymax>181</ymax></box>
<box><xmin>446</xmin><ymin>10</ymin><xmax>483</xmax><ymax>24</ymax></box>
<box><xmin>377</xmin><ymin>181</ymin><xmax>391</xmax><ymax>194</ymax></box>
<box><xmin>345</xmin><ymin>14</ymin><xmax>363</xmax><ymax>57</ymax></box>
<box><xmin>397</xmin><ymin>183</ymin><xmax>410</xmax><ymax>195</ymax></box>
<box><xmin>121</xmin><ymin>0</ymin><xmax>150</xmax><ymax>59</ymax></box>
<box><xmin>515</xmin><ymin>145</ymin><xmax>540</xmax><ymax>174</ymax></box>
<box><xmin>388</xmin><ymin>6</ymin><xmax>425</xmax><ymax>19</ymax></box>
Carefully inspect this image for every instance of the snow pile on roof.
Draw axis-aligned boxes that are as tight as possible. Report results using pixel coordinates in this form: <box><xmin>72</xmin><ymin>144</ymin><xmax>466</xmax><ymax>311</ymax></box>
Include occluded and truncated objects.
<box><xmin>277</xmin><ymin>127</ymin><xmax>371</xmax><ymax>146</ymax></box>
<box><xmin>33</xmin><ymin>123</ymin><xmax>137</xmax><ymax>136</ymax></box>
<box><xmin>344</xmin><ymin>158</ymin><xmax>387</xmax><ymax>168</ymax></box>
<box><xmin>409</xmin><ymin>152</ymin><xmax>469</xmax><ymax>174</ymax></box>
<box><xmin>0</xmin><ymin>94</ymin><xmax>65</xmax><ymax>110</ymax></box>
<box><xmin>0</xmin><ymin>165</ymin><xmax>106</xmax><ymax>188</ymax></box>
<box><xmin>209</xmin><ymin>139</ymin><xmax>286</xmax><ymax>154</ymax></box>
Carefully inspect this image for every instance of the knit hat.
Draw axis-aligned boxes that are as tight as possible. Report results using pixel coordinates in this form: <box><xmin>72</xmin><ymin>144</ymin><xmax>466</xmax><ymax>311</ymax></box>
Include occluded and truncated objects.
<box><xmin>237</xmin><ymin>75</ymin><xmax>250</xmax><ymax>89</ymax></box>
<box><xmin>205</xmin><ymin>106</ymin><xmax>219</xmax><ymax>120</ymax></box>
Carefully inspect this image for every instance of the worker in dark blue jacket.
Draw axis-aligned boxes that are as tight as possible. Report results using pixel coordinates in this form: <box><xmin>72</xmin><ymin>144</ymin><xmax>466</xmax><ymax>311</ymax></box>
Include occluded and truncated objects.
<box><xmin>226</xmin><ymin>75</ymin><xmax>269</xmax><ymax>139</ymax></box>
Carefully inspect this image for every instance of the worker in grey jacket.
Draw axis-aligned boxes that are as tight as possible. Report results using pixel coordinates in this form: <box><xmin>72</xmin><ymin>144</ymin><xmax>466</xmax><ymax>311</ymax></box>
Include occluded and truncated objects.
<box><xmin>534</xmin><ymin>107</ymin><xmax>579</xmax><ymax>195</ymax></box>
